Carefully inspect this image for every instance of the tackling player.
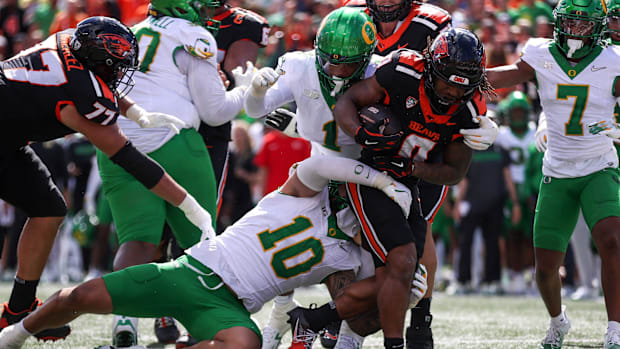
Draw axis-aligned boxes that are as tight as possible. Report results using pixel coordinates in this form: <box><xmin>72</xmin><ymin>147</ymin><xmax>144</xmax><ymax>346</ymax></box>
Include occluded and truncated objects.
<box><xmin>0</xmin><ymin>155</ymin><xmax>418</xmax><ymax>349</ymax></box>
<box><xmin>0</xmin><ymin>16</ymin><xmax>214</xmax><ymax>342</ymax></box>
<box><xmin>486</xmin><ymin>0</ymin><xmax>620</xmax><ymax>347</ymax></box>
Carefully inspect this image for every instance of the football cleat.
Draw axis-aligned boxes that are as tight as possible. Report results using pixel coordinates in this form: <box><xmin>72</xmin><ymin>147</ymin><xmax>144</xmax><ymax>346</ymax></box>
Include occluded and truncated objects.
<box><xmin>113</xmin><ymin>316</ymin><xmax>138</xmax><ymax>347</ymax></box>
<box><xmin>605</xmin><ymin>327</ymin><xmax>620</xmax><ymax>349</ymax></box>
<box><xmin>176</xmin><ymin>333</ymin><xmax>198</xmax><ymax>348</ymax></box>
<box><xmin>540</xmin><ymin>305</ymin><xmax>571</xmax><ymax>349</ymax></box>
<box><xmin>262</xmin><ymin>325</ymin><xmax>285</xmax><ymax>349</ymax></box>
<box><xmin>154</xmin><ymin>316</ymin><xmax>180</xmax><ymax>344</ymax></box>
<box><xmin>287</xmin><ymin>307</ymin><xmax>318</xmax><ymax>349</ymax></box>
<box><xmin>406</xmin><ymin>314</ymin><xmax>433</xmax><ymax>349</ymax></box>
<box><xmin>0</xmin><ymin>299</ymin><xmax>71</xmax><ymax>341</ymax></box>
<box><xmin>319</xmin><ymin>321</ymin><xmax>340</xmax><ymax>348</ymax></box>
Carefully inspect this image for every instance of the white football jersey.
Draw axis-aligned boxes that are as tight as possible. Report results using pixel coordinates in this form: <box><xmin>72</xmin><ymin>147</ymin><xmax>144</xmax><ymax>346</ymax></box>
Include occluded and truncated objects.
<box><xmin>495</xmin><ymin>124</ymin><xmax>536</xmax><ymax>184</ymax></box>
<box><xmin>262</xmin><ymin>51</ymin><xmax>380</xmax><ymax>159</ymax></box>
<box><xmin>187</xmin><ymin>189</ymin><xmax>363</xmax><ymax>313</ymax></box>
<box><xmin>521</xmin><ymin>38</ymin><xmax>619</xmax><ymax>177</ymax></box>
<box><xmin>118</xmin><ymin>16</ymin><xmax>218</xmax><ymax>153</ymax></box>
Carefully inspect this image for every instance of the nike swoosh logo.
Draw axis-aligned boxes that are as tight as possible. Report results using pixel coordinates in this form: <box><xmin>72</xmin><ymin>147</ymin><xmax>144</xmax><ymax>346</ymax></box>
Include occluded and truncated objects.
<box><xmin>397</xmin><ymin>43</ymin><xmax>408</xmax><ymax>49</ymax></box>
<box><xmin>391</xmin><ymin>162</ymin><xmax>404</xmax><ymax>168</ymax></box>
<box><xmin>591</xmin><ymin>66</ymin><xmax>606</xmax><ymax>72</ymax></box>
<box><xmin>364</xmin><ymin>140</ymin><xmax>378</xmax><ymax>145</ymax></box>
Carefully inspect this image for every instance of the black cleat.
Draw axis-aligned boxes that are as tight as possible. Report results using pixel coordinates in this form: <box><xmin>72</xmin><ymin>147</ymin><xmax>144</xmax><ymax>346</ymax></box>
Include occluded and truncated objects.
<box><xmin>176</xmin><ymin>333</ymin><xmax>199</xmax><ymax>348</ymax></box>
<box><xmin>406</xmin><ymin>314</ymin><xmax>433</xmax><ymax>349</ymax></box>
<box><xmin>287</xmin><ymin>307</ymin><xmax>318</xmax><ymax>349</ymax></box>
<box><xmin>154</xmin><ymin>316</ymin><xmax>180</xmax><ymax>344</ymax></box>
<box><xmin>319</xmin><ymin>320</ymin><xmax>341</xmax><ymax>348</ymax></box>
<box><xmin>0</xmin><ymin>299</ymin><xmax>71</xmax><ymax>341</ymax></box>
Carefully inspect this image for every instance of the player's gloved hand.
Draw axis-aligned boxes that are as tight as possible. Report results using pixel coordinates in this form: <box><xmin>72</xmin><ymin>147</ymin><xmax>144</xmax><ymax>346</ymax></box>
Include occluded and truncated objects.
<box><xmin>378</xmin><ymin>178</ymin><xmax>412</xmax><ymax>218</ymax></box>
<box><xmin>265</xmin><ymin>108</ymin><xmax>299</xmax><ymax>138</ymax></box>
<box><xmin>588</xmin><ymin>119</ymin><xmax>620</xmax><ymax>139</ymax></box>
<box><xmin>231</xmin><ymin>61</ymin><xmax>256</xmax><ymax>90</ymax></box>
<box><xmin>410</xmin><ymin>264</ymin><xmax>428</xmax><ymax>308</ymax></box>
<box><xmin>535</xmin><ymin>120</ymin><xmax>548</xmax><ymax>152</ymax></box>
<box><xmin>354</xmin><ymin>118</ymin><xmax>403</xmax><ymax>152</ymax></box>
<box><xmin>125</xmin><ymin>104</ymin><xmax>187</xmax><ymax>134</ymax></box>
<box><xmin>371</xmin><ymin>154</ymin><xmax>414</xmax><ymax>178</ymax></box>
<box><xmin>249</xmin><ymin>66</ymin><xmax>283</xmax><ymax>97</ymax></box>
<box><xmin>459</xmin><ymin>115</ymin><xmax>498</xmax><ymax>151</ymax></box>
<box><xmin>178</xmin><ymin>194</ymin><xmax>216</xmax><ymax>241</ymax></box>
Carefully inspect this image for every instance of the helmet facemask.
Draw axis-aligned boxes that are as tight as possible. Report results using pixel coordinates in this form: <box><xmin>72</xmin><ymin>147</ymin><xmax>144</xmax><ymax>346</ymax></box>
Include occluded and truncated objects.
<box><xmin>553</xmin><ymin>0</ymin><xmax>606</xmax><ymax>59</ymax></box>
<box><xmin>366</xmin><ymin>0</ymin><xmax>415</xmax><ymax>22</ymax></box>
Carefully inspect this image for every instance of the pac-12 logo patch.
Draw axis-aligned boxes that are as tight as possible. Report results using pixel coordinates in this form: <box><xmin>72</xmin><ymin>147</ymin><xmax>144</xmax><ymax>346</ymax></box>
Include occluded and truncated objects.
<box><xmin>406</xmin><ymin>96</ymin><xmax>418</xmax><ymax>109</ymax></box>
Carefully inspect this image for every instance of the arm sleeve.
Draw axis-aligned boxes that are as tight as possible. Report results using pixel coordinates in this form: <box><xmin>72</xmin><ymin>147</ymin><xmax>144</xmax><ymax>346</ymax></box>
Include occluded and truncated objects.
<box><xmin>176</xmin><ymin>49</ymin><xmax>245</xmax><ymax>126</ymax></box>
<box><xmin>295</xmin><ymin>156</ymin><xmax>392</xmax><ymax>192</ymax></box>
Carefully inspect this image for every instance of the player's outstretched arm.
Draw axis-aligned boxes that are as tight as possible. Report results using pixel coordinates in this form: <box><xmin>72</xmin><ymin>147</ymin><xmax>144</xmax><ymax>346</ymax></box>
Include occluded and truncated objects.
<box><xmin>486</xmin><ymin>60</ymin><xmax>536</xmax><ymax>89</ymax></box>
<box><xmin>286</xmin><ymin>156</ymin><xmax>412</xmax><ymax>217</ymax></box>
<box><xmin>333</xmin><ymin>76</ymin><xmax>385</xmax><ymax>137</ymax></box>
<box><xmin>59</xmin><ymin>104</ymin><xmax>215</xmax><ymax>240</ymax></box>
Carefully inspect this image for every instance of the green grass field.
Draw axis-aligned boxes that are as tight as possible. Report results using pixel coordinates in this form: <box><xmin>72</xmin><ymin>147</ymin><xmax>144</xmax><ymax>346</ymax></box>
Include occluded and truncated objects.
<box><xmin>1</xmin><ymin>283</ymin><xmax>608</xmax><ymax>348</ymax></box>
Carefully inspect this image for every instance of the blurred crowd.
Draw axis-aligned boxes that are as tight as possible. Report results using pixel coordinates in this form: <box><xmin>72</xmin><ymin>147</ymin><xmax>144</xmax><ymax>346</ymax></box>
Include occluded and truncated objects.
<box><xmin>0</xmin><ymin>0</ymin><xmax>600</xmax><ymax>300</ymax></box>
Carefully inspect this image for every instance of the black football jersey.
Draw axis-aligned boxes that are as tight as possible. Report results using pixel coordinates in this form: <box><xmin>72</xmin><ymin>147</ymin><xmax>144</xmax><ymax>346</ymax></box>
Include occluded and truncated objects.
<box><xmin>345</xmin><ymin>0</ymin><xmax>451</xmax><ymax>54</ymax></box>
<box><xmin>214</xmin><ymin>7</ymin><xmax>270</xmax><ymax>64</ymax></box>
<box><xmin>0</xmin><ymin>30</ymin><xmax>120</xmax><ymax>147</ymax></box>
<box><xmin>374</xmin><ymin>49</ymin><xmax>486</xmax><ymax>164</ymax></box>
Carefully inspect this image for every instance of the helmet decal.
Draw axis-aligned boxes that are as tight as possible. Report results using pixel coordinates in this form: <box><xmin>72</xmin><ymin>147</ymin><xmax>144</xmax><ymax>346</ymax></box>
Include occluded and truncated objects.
<box><xmin>362</xmin><ymin>21</ymin><xmax>376</xmax><ymax>45</ymax></box>
<box><xmin>100</xmin><ymin>34</ymin><xmax>135</xmax><ymax>60</ymax></box>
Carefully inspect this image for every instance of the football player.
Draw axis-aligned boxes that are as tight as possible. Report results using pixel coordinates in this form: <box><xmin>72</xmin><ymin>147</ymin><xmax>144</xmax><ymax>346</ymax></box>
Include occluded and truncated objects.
<box><xmin>96</xmin><ymin>0</ymin><xmax>256</xmax><ymax>346</ymax></box>
<box><xmin>285</xmin><ymin>28</ymin><xmax>491</xmax><ymax>349</ymax></box>
<box><xmin>0</xmin><ymin>155</ymin><xmax>419</xmax><ymax>349</ymax></box>
<box><xmin>0</xmin><ymin>16</ymin><xmax>213</xmax><ymax>342</ymax></box>
<box><xmin>486</xmin><ymin>0</ymin><xmax>620</xmax><ymax>347</ymax></box>
<box><xmin>198</xmin><ymin>0</ymin><xmax>270</xmax><ymax>217</ymax></box>
<box><xmin>494</xmin><ymin>91</ymin><xmax>535</xmax><ymax>295</ymax></box>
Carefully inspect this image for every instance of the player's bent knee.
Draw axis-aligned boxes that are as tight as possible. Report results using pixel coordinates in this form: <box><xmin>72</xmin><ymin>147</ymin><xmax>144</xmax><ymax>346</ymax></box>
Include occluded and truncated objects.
<box><xmin>387</xmin><ymin>243</ymin><xmax>417</xmax><ymax>275</ymax></box>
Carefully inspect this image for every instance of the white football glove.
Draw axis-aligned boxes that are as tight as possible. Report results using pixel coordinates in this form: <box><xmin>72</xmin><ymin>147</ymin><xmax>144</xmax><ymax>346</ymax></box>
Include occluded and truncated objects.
<box><xmin>125</xmin><ymin>104</ymin><xmax>187</xmax><ymax>134</ymax></box>
<box><xmin>231</xmin><ymin>61</ymin><xmax>256</xmax><ymax>90</ymax></box>
<box><xmin>535</xmin><ymin>120</ymin><xmax>548</xmax><ymax>152</ymax></box>
<box><xmin>178</xmin><ymin>194</ymin><xmax>216</xmax><ymax>241</ymax></box>
<box><xmin>588</xmin><ymin>119</ymin><xmax>620</xmax><ymax>139</ymax></box>
<box><xmin>409</xmin><ymin>264</ymin><xmax>428</xmax><ymax>308</ymax></box>
<box><xmin>378</xmin><ymin>178</ymin><xmax>412</xmax><ymax>218</ymax></box>
<box><xmin>249</xmin><ymin>67</ymin><xmax>283</xmax><ymax>97</ymax></box>
<box><xmin>460</xmin><ymin>116</ymin><xmax>499</xmax><ymax>151</ymax></box>
<box><xmin>265</xmin><ymin>108</ymin><xmax>299</xmax><ymax>137</ymax></box>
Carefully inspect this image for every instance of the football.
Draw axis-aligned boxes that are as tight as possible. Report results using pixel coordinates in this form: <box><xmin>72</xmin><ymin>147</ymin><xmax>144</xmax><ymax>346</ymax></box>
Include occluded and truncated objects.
<box><xmin>358</xmin><ymin>104</ymin><xmax>402</xmax><ymax>135</ymax></box>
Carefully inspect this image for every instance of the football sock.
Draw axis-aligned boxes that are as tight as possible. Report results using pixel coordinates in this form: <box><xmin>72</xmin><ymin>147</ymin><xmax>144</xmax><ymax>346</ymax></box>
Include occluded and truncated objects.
<box><xmin>267</xmin><ymin>294</ymin><xmax>297</xmax><ymax>331</ymax></box>
<box><xmin>608</xmin><ymin>321</ymin><xmax>620</xmax><ymax>332</ymax></box>
<box><xmin>306</xmin><ymin>301</ymin><xmax>341</xmax><ymax>332</ymax></box>
<box><xmin>384</xmin><ymin>337</ymin><xmax>404</xmax><ymax>348</ymax></box>
<box><xmin>411</xmin><ymin>298</ymin><xmax>432</xmax><ymax>328</ymax></box>
<box><xmin>551</xmin><ymin>309</ymin><xmax>567</xmax><ymax>327</ymax></box>
<box><xmin>334</xmin><ymin>320</ymin><xmax>364</xmax><ymax>349</ymax></box>
<box><xmin>9</xmin><ymin>277</ymin><xmax>39</xmax><ymax>312</ymax></box>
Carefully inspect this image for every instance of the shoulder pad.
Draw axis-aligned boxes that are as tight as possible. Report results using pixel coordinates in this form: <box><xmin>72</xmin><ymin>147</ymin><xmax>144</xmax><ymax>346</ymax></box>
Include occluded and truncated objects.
<box><xmin>413</xmin><ymin>3</ymin><xmax>451</xmax><ymax>25</ymax></box>
<box><xmin>230</xmin><ymin>7</ymin><xmax>269</xmax><ymax>25</ymax></box>
<box><xmin>177</xmin><ymin>22</ymin><xmax>218</xmax><ymax>60</ymax></box>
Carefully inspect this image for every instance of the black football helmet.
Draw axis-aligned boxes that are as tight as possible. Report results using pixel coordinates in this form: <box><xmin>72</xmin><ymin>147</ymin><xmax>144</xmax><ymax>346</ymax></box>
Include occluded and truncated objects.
<box><xmin>424</xmin><ymin>28</ymin><xmax>485</xmax><ymax>114</ymax></box>
<box><xmin>367</xmin><ymin>0</ymin><xmax>420</xmax><ymax>22</ymax></box>
<box><xmin>70</xmin><ymin>16</ymin><xmax>139</xmax><ymax>96</ymax></box>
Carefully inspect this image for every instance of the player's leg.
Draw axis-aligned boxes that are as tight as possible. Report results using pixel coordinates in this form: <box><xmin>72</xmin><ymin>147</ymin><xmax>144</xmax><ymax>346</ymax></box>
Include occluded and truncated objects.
<box><xmin>534</xmin><ymin>176</ymin><xmax>582</xmax><ymax>347</ymax></box>
<box><xmin>198</xmin><ymin>122</ymin><xmax>231</xmax><ymax>220</ymax></box>
<box><xmin>0</xmin><ymin>146</ymin><xmax>69</xmax><ymax>340</ymax></box>
<box><xmin>569</xmin><ymin>211</ymin><xmax>597</xmax><ymax>300</ymax></box>
<box><xmin>580</xmin><ymin>167</ymin><xmax>620</xmax><ymax>346</ymax></box>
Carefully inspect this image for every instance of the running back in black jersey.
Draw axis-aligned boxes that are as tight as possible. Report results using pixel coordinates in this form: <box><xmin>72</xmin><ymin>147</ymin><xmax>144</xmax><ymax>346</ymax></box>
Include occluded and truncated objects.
<box><xmin>213</xmin><ymin>7</ymin><xmax>270</xmax><ymax>65</ymax></box>
<box><xmin>0</xmin><ymin>30</ymin><xmax>120</xmax><ymax>148</ymax></box>
<box><xmin>374</xmin><ymin>49</ymin><xmax>486</xmax><ymax>164</ymax></box>
<box><xmin>344</xmin><ymin>0</ymin><xmax>451</xmax><ymax>54</ymax></box>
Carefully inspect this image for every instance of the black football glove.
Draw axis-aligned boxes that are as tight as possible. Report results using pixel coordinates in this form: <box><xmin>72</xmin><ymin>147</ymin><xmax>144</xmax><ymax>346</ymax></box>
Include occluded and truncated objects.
<box><xmin>264</xmin><ymin>108</ymin><xmax>299</xmax><ymax>137</ymax></box>
<box><xmin>371</xmin><ymin>154</ymin><xmax>414</xmax><ymax>178</ymax></box>
<box><xmin>354</xmin><ymin>118</ymin><xmax>403</xmax><ymax>153</ymax></box>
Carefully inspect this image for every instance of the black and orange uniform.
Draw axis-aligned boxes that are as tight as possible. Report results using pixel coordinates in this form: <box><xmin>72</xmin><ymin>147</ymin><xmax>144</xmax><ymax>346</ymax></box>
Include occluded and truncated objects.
<box><xmin>198</xmin><ymin>6</ymin><xmax>269</xmax><ymax>216</ymax></box>
<box><xmin>346</xmin><ymin>0</ymin><xmax>452</xmax><ymax>223</ymax></box>
<box><xmin>346</xmin><ymin>49</ymin><xmax>485</xmax><ymax>265</ymax></box>
<box><xmin>0</xmin><ymin>30</ymin><xmax>120</xmax><ymax>217</ymax></box>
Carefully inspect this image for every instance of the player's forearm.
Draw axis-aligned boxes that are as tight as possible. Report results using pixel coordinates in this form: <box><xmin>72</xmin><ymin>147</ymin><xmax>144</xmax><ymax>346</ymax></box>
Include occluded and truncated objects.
<box><xmin>296</xmin><ymin>156</ymin><xmax>393</xmax><ymax>192</ymax></box>
<box><xmin>333</xmin><ymin>95</ymin><xmax>362</xmax><ymax>138</ymax></box>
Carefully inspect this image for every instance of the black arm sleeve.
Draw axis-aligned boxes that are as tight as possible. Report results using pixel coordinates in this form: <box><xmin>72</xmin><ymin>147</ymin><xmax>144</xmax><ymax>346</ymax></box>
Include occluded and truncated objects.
<box><xmin>109</xmin><ymin>141</ymin><xmax>165</xmax><ymax>189</ymax></box>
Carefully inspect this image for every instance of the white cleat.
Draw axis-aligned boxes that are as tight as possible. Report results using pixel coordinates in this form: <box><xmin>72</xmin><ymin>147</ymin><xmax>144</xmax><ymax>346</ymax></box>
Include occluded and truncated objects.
<box><xmin>262</xmin><ymin>325</ymin><xmax>285</xmax><ymax>349</ymax></box>
<box><xmin>605</xmin><ymin>327</ymin><xmax>620</xmax><ymax>349</ymax></box>
<box><xmin>540</xmin><ymin>305</ymin><xmax>571</xmax><ymax>349</ymax></box>
<box><xmin>0</xmin><ymin>323</ymin><xmax>30</xmax><ymax>349</ymax></box>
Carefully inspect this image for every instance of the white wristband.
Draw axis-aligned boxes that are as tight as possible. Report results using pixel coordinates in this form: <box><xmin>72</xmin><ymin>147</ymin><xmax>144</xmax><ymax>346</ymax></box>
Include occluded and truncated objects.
<box><xmin>125</xmin><ymin>104</ymin><xmax>146</xmax><ymax>123</ymax></box>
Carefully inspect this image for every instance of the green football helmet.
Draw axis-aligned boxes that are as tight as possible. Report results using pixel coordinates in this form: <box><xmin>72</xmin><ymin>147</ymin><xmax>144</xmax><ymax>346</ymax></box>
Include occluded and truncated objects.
<box><xmin>150</xmin><ymin>0</ymin><xmax>220</xmax><ymax>33</ymax></box>
<box><xmin>503</xmin><ymin>91</ymin><xmax>531</xmax><ymax>132</ymax></box>
<box><xmin>315</xmin><ymin>7</ymin><xmax>377</xmax><ymax>97</ymax></box>
<box><xmin>606</xmin><ymin>0</ymin><xmax>620</xmax><ymax>44</ymax></box>
<box><xmin>553</xmin><ymin>0</ymin><xmax>606</xmax><ymax>59</ymax></box>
